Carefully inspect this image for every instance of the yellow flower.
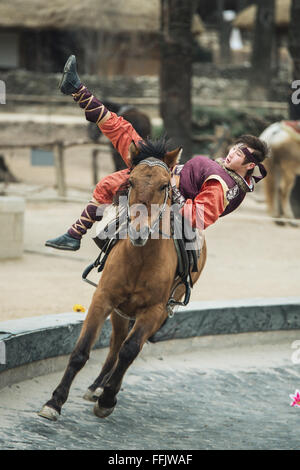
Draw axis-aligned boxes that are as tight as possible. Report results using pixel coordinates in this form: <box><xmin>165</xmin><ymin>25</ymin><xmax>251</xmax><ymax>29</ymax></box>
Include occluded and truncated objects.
<box><xmin>73</xmin><ymin>304</ymin><xmax>86</xmax><ymax>313</ymax></box>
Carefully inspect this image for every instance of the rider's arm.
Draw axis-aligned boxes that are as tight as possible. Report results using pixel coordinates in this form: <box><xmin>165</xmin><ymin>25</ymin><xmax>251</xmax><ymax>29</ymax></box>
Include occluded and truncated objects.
<box><xmin>181</xmin><ymin>179</ymin><xmax>225</xmax><ymax>230</ymax></box>
<box><xmin>98</xmin><ymin>112</ymin><xmax>143</xmax><ymax>167</ymax></box>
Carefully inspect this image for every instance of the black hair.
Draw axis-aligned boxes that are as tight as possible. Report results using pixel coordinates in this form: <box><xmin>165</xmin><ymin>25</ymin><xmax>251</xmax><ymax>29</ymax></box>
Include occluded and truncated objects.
<box><xmin>131</xmin><ymin>137</ymin><xmax>170</xmax><ymax>167</ymax></box>
<box><xmin>234</xmin><ymin>134</ymin><xmax>269</xmax><ymax>164</ymax></box>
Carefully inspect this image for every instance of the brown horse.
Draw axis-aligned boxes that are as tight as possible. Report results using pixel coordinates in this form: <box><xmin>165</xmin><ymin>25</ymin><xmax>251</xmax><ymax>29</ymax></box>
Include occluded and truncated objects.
<box><xmin>38</xmin><ymin>139</ymin><xmax>207</xmax><ymax>421</ymax></box>
<box><xmin>260</xmin><ymin>121</ymin><xmax>300</xmax><ymax>224</ymax></box>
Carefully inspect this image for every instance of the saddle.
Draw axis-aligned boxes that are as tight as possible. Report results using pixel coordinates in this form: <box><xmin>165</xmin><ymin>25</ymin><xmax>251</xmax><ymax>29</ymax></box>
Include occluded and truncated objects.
<box><xmin>82</xmin><ymin>208</ymin><xmax>201</xmax><ymax>313</ymax></box>
<box><xmin>282</xmin><ymin>120</ymin><xmax>300</xmax><ymax>141</ymax></box>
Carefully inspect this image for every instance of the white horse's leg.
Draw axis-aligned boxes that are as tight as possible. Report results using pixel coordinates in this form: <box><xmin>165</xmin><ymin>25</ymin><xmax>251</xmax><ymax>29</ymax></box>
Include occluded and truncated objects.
<box><xmin>279</xmin><ymin>168</ymin><xmax>297</xmax><ymax>226</ymax></box>
<box><xmin>272</xmin><ymin>164</ymin><xmax>284</xmax><ymax>223</ymax></box>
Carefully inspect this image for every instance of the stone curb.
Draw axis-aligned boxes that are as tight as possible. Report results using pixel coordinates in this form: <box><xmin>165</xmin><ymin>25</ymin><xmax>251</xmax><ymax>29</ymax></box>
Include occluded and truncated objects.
<box><xmin>1</xmin><ymin>297</ymin><xmax>300</xmax><ymax>389</ymax></box>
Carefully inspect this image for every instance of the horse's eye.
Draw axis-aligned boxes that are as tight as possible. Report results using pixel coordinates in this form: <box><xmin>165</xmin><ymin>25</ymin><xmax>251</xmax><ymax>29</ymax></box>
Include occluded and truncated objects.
<box><xmin>128</xmin><ymin>180</ymin><xmax>134</xmax><ymax>187</ymax></box>
<box><xmin>160</xmin><ymin>184</ymin><xmax>168</xmax><ymax>191</ymax></box>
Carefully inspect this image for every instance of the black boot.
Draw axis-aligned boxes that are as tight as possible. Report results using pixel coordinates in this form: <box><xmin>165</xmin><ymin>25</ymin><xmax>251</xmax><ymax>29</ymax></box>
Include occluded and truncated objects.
<box><xmin>45</xmin><ymin>233</ymin><xmax>81</xmax><ymax>251</ymax></box>
<box><xmin>59</xmin><ymin>55</ymin><xmax>81</xmax><ymax>95</ymax></box>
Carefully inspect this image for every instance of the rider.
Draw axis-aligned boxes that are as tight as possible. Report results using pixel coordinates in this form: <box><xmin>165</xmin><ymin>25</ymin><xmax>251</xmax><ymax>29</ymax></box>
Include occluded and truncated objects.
<box><xmin>46</xmin><ymin>55</ymin><xmax>268</xmax><ymax>251</ymax></box>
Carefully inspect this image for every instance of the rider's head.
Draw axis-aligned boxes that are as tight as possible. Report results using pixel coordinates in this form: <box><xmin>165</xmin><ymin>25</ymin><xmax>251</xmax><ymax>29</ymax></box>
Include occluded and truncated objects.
<box><xmin>224</xmin><ymin>134</ymin><xmax>268</xmax><ymax>180</ymax></box>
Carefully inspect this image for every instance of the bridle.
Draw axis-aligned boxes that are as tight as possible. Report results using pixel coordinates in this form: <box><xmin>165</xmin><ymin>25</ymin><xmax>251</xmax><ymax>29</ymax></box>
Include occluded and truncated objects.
<box><xmin>127</xmin><ymin>158</ymin><xmax>171</xmax><ymax>237</ymax></box>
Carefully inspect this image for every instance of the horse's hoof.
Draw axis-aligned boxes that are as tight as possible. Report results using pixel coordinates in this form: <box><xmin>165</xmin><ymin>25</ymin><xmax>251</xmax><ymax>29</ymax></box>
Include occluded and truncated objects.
<box><xmin>275</xmin><ymin>220</ymin><xmax>285</xmax><ymax>226</ymax></box>
<box><xmin>38</xmin><ymin>405</ymin><xmax>59</xmax><ymax>421</ymax></box>
<box><xmin>83</xmin><ymin>387</ymin><xmax>102</xmax><ymax>402</ymax></box>
<box><xmin>288</xmin><ymin>220</ymin><xmax>299</xmax><ymax>228</ymax></box>
<box><xmin>93</xmin><ymin>401</ymin><xmax>115</xmax><ymax>419</ymax></box>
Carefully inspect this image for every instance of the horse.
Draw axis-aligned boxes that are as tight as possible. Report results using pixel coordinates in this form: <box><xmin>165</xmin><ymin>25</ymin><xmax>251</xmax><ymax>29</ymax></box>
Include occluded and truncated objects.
<box><xmin>38</xmin><ymin>138</ymin><xmax>207</xmax><ymax>421</ymax></box>
<box><xmin>259</xmin><ymin>121</ymin><xmax>300</xmax><ymax>224</ymax></box>
<box><xmin>87</xmin><ymin>102</ymin><xmax>152</xmax><ymax>172</ymax></box>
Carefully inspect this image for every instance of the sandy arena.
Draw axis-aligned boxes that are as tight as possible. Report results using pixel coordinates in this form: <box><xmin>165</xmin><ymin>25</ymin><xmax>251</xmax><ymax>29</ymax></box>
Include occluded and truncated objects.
<box><xmin>1</xmin><ymin>180</ymin><xmax>299</xmax><ymax>321</ymax></box>
<box><xmin>0</xmin><ymin>113</ymin><xmax>299</xmax><ymax>321</ymax></box>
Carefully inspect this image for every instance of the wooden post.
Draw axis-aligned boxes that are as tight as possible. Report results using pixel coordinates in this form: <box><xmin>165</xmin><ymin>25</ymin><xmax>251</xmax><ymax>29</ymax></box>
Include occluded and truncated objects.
<box><xmin>92</xmin><ymin>148</ymin><xmax>99</xmax><ymax>186</ymax></box>
<box><xmin>54</xmin><ymin>142</ymin><xmax>66</xmax><ymax>197</ymax></box>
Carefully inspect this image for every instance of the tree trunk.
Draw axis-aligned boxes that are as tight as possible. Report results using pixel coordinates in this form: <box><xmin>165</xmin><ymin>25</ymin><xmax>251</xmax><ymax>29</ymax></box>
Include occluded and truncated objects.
<box><xmin>288</xmin><ymin>0</ymin><xmax>300</xmax><ymax>120</ymax></box>
<box><xmin>249</xmin><ymin>0</ymin><xmax>275</xmax><ymax>98</ymax></box>
<box><xmin>289</xmin><ymin>0</ymin><xmax>300</xmax><ymax>216</ymax></box>
<box><xmin>160</xmin><ymin>0</ymin><xmax>195</xmax><ymax>163</ymax></box>
<box><xmin>217</xmin><ymin>0</ymin><xmax>232</xmax><ymax>65</ymax></box>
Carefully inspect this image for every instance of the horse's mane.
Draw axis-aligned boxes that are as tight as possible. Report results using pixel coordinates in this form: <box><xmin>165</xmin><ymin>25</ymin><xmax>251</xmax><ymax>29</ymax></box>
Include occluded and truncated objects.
<box><xmin>113</xmin><ymin>136</ymin><xmax>170</xmax><ymax>206</ymax></box>
<box><xmin>131</xmin><ymin>137</ymin><xmax>170</xmax><ymax>166</ymax></box>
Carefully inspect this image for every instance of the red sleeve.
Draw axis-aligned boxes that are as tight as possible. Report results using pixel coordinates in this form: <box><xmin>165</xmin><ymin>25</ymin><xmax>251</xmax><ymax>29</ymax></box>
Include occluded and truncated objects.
<box><xmin>98</xmin><ymin>112</ymin><xmax>143</xmax><ymax>167</ymax></box>
<box><xmin>180</xmin><ymin>179</ymin><xmax>225</xmax><ymax>230</ymax></box>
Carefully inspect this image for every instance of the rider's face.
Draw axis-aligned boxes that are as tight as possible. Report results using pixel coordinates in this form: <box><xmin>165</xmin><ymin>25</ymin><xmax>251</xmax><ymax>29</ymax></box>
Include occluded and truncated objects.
<box><xmin>224</xmin><ymin>144</ymin><xmax>255</xmax><ymax>174</ymax></box>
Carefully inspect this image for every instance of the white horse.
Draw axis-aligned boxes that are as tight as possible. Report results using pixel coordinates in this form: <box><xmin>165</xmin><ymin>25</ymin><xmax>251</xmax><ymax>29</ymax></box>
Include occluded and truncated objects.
<box><xmin>260</xmin><ymin>121</ymin><xmax>300</xmax><ymax>224</ymax></box>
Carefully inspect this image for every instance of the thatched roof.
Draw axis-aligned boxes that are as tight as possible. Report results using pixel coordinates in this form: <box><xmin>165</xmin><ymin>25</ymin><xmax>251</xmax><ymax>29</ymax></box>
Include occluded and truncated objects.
<box><xmin>234</xmin><ymin>0</ymin><xmax>291</xmax><ymax>31</ymax></box>
<box><xmin>0</xmin><ymin>0</ymin><xmax>204</xmax><ymax>33</ymax></box>
<box><xmin>0</xmin><ymin>0</ymin><xmax>159</xmax><ymax>31</ymax></box>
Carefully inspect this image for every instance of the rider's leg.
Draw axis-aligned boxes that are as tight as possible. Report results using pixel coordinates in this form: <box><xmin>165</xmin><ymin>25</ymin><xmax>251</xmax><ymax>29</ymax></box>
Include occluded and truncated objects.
<box><xmin>59</xmin><ymin>55</ymin><xmax>142</xmax><ymax>170</ymax></box>
<box><xmin>59</xmin><ymin>55</ymin><xmax>110</xmax><ymax>125</ymax></box>
<box><xmin>45</xmin><ymin>55</ymin><xmax>131</xmax><ymax>251</ymax></box>
<box><xmin>45</xmin><ymin>170</ymin><xmax>130</xmax><ymax>251</ymax></box>
<box><xmin>45</xmin><ymin>200</ymin><xmax>102</xmax><ymax>251</ymax></box>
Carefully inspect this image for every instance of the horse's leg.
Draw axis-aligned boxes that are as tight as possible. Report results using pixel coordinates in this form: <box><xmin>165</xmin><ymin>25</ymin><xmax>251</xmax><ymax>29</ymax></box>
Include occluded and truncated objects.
<box><xmin>279</xmin><ymin>168</ymin><xmax>297</xmax><ymax>226</ymax></box>
<box><xmin>83</xmin><ymin>312</ymin><xmax>130</xmax><ymax>402</ymax></box>
<box><xmin>272</xmin><ymin>163</ymin><xmax>285</xmax><ymax>223</ymax></box>
<box><xmin>38</xmin><ymin>295</ymin><xmax>112</xmax><ymax>421</ymax></box>
<box><xmin>94</xmin><ymin>305</ymin><xmax>167</xmax><ymax>418</ymax></box>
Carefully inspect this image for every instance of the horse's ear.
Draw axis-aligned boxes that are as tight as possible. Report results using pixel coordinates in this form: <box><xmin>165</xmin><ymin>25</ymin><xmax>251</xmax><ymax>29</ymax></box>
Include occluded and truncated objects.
<box><xmin>163</xmin><ymin>147</ymin><xmax>183</xmax><ymax>169</ymax></box>
<box><xmin>128</xmin><ymin>141</ymin><xmax>140</xmax><ymax>165</ymax></box>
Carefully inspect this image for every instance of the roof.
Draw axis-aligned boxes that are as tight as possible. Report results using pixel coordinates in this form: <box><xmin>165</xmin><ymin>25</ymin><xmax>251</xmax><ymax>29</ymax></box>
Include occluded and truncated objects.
<box><xmin>234</xmin><ymin>0</ymin><xmax>291</xmax><ymax>31</ymax></box>
<box><xmin>0</xmin><ymin>0</ymin><xmax>204</xmax><ymax>33</ymax></box>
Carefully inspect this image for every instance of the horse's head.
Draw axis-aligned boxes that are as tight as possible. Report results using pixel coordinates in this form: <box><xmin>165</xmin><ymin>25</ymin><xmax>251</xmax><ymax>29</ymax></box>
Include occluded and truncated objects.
<box><xmin>127</xmin><ymin>138</ymin><xmax>182</xmax><ymax>246</ymax></box>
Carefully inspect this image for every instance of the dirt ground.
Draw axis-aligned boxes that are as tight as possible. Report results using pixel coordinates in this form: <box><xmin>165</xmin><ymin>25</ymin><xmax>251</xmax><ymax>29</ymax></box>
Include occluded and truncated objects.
<box><xmin>0</xmin><ymin>115</ymin><xmax>299</xmax><ymax>322</ymax></box>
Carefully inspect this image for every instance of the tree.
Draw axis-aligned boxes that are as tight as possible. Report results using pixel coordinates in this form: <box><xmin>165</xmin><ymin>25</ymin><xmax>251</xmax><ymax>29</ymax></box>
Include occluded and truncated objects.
<box><xmin>160</xmin><ymin>0</ymin><xmax>196</xmax><ymax>163</ymax></box>
<box><xmin>288</xmin><ymin>0</ymin><xmax>300</xmax><ymax>216</ymax></box>
<box><xmin>249</xmin><ymin>0</ymin><xmax>275</xmax><ymax>98</ymax></box>
<box><xmin>216</xmin><ymin>0</ymin><xmax>232</xmax><ymax>65</ymax></box>
<box><xmin>288</xmin><ymin>0</ymin><xmax>300</xmax><ymax>120</ymax></box>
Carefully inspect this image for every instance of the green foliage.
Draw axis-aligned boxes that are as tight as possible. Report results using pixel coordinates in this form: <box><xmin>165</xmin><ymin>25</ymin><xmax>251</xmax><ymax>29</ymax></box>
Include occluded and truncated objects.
<box><xmin>151</xmin><ymin>105</ymin><xmax>287</xmax><ymax>157</ymax></box>
<box><xmin>151</xmin><ymin>123</ymin><xmax>165</xmax><ymax>140</ymax></box>
<box><xmin>192</xmin><ymin>105</ymin><xmax>286</xmax><ymax>138</ymax></box>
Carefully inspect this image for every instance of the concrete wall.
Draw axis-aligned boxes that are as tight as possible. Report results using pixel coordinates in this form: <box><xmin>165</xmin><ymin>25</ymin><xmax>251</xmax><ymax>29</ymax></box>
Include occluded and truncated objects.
<box><xmin>1</xmin><ymin>297</ymin><xmax>300</xmax><ymax>390</ymax></box>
